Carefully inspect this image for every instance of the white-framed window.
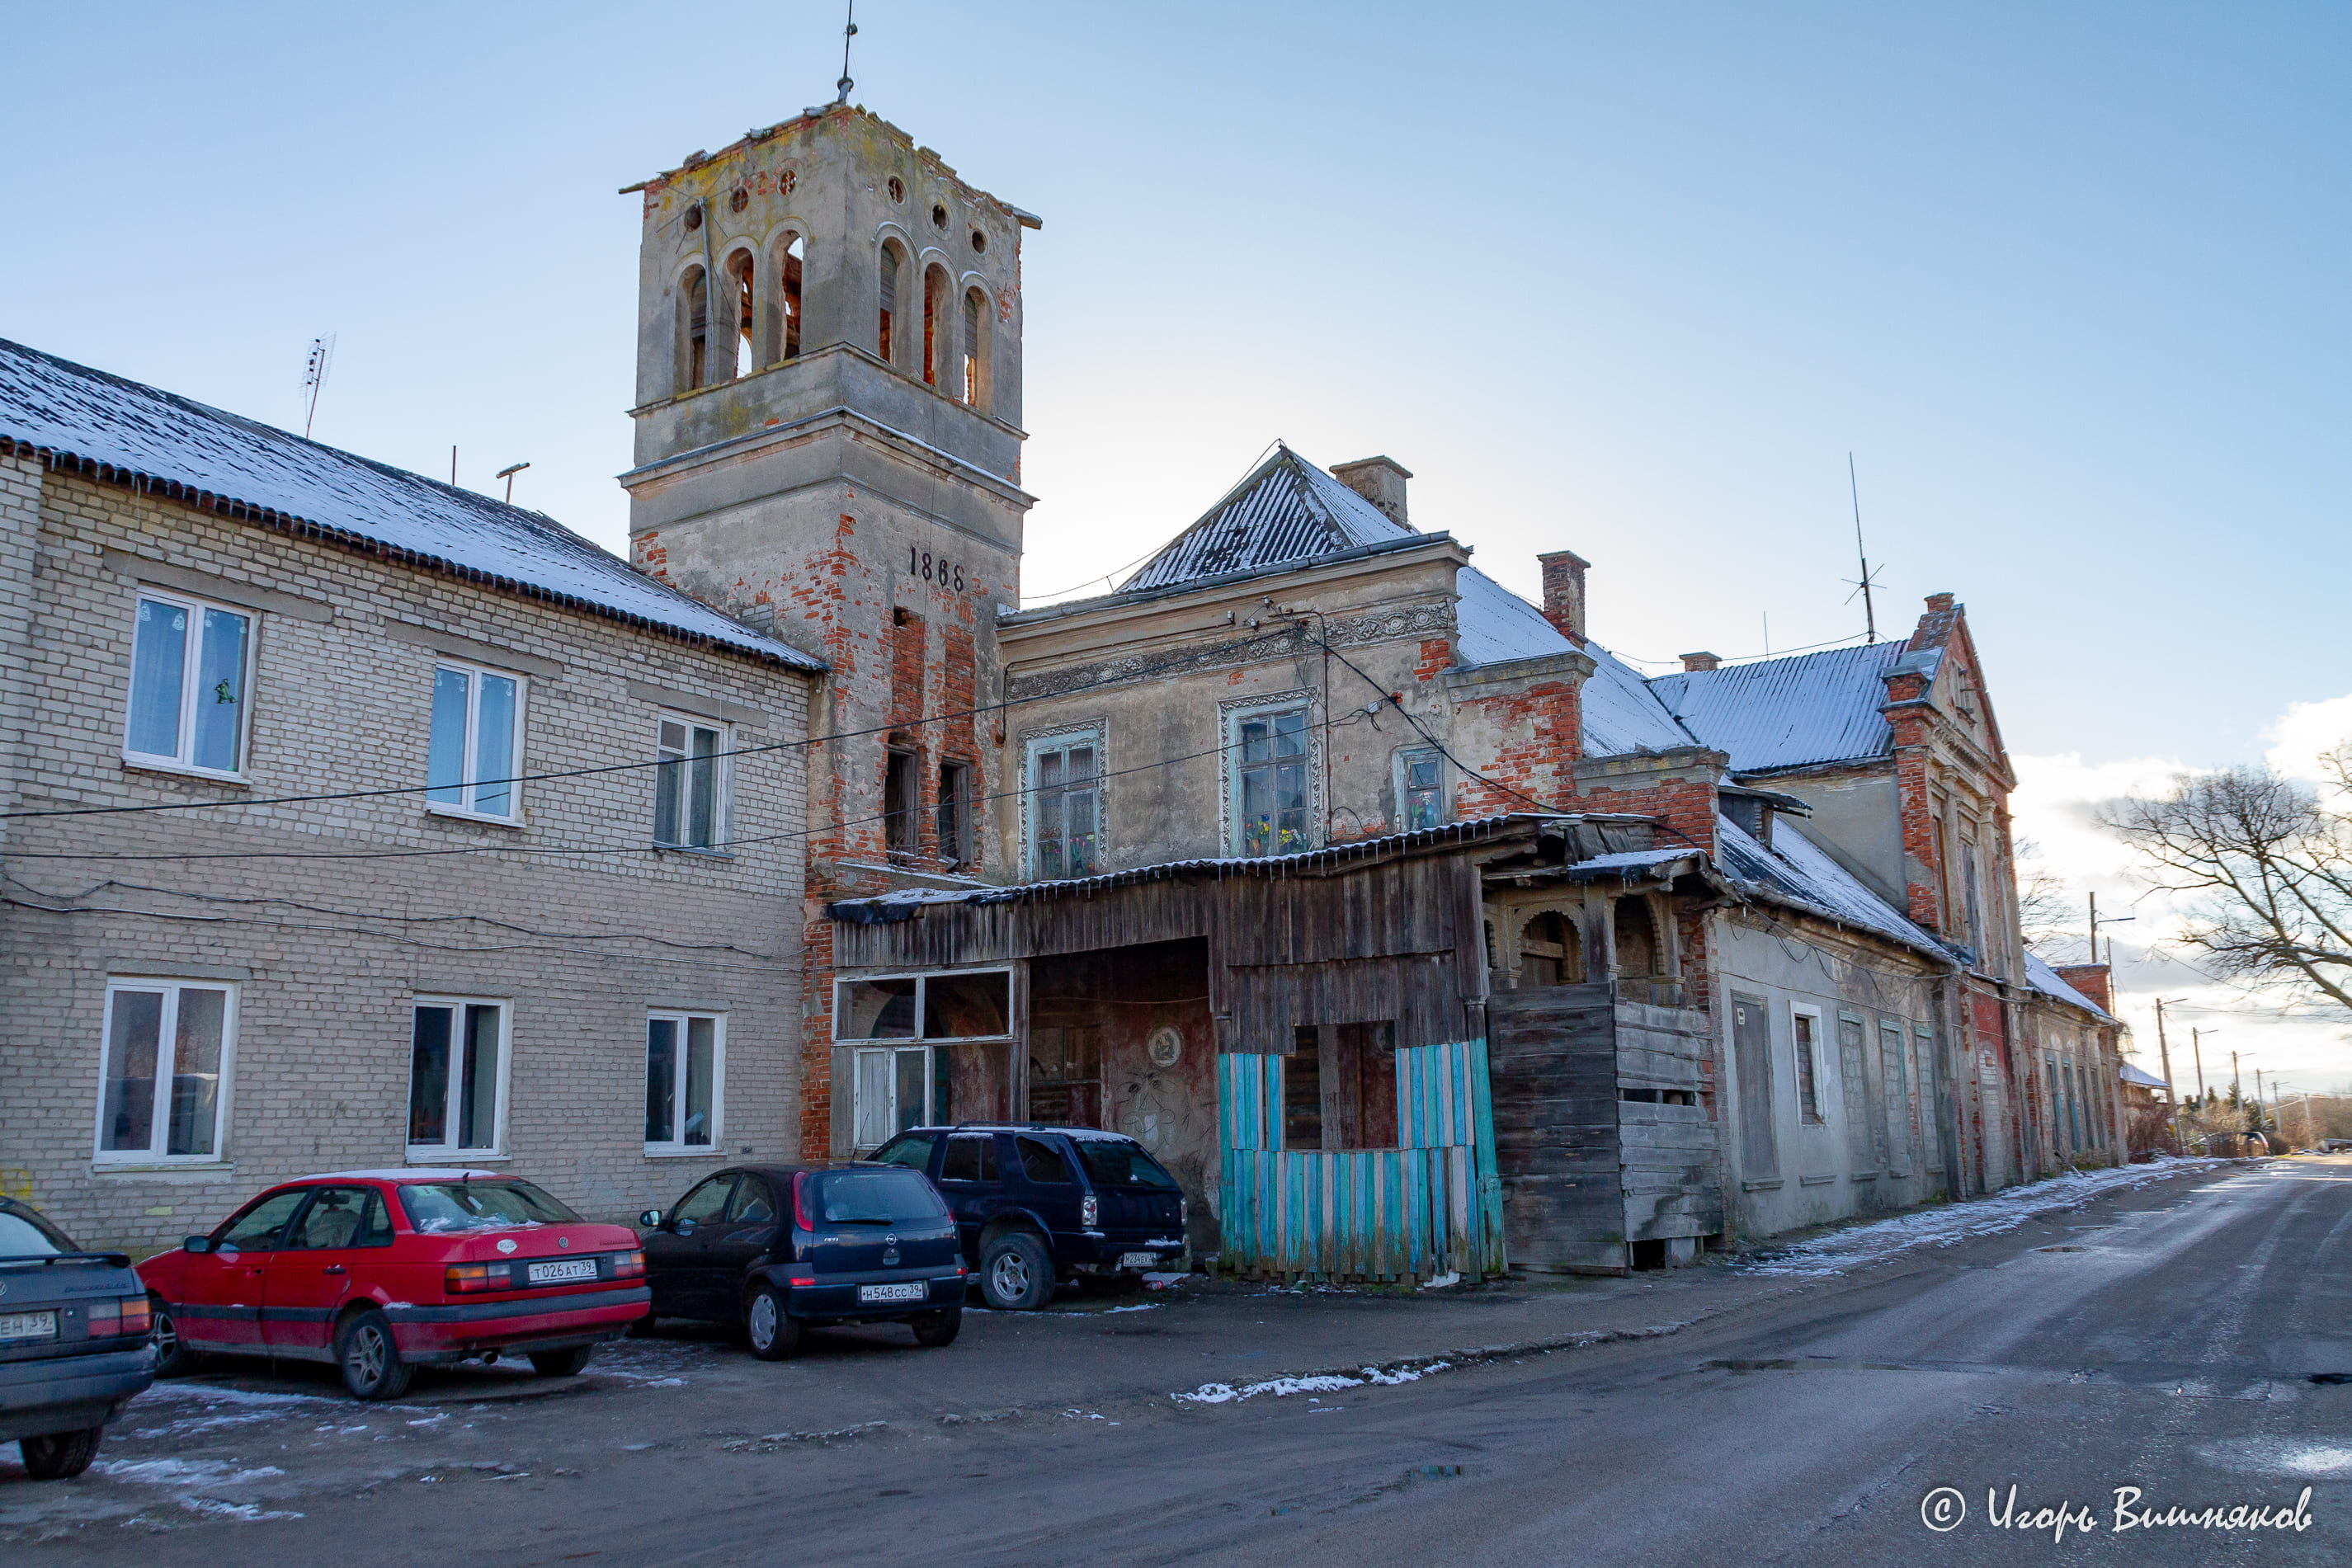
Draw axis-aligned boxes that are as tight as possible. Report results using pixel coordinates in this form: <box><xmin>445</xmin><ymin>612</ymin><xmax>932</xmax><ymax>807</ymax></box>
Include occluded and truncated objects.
<box><xmin>1791</xmin><ymin>1003</ymin><xmax>1826</xmax><ymax>1125</ymax></box>
<box><xmin>653</xmin><ymin>713</ymin><xmax>728</xmax><ymax>850</ymax></box>
<box><xmin>94</xmin><ymin>979</ymin><xmax>236</xmax><ymax>1164</ymax></box>
<box><xmin>645</xmin><ymin>1011</ymin><xmax>725</xmax><ymax>1155</ymax></box>
<box><xmin>1024</xmin><ymin>728</ymin><xmax>1101</xmax><ymax>880</ymax></box>
<box><xmin>1223</xmin><ymin>695</ymin><xmax>1314</xmax><ymax>857</ymax></box>
<box><xmin>836</xmin><ymin>969</ymin><xmax>1012</xmax><ymax>1151</ymax></box>
<box><xmin>123</xmin><ymin>590</ymin><xmax>253</xmax><ymax>776</ymax></box>
<box><xmin>1397</xmin><ymin>746</ymin><xmax>1445</xmax><ymax>832</ymax></box>
<box><xmin>427</xmin><ymin>662</ymin><xmax>525</xmax><ymax>822</ymax></box>
<box><xmin>408</xmin><ymin>998</ymin><xmax>509</xmax><ymax>1158</ymax></box>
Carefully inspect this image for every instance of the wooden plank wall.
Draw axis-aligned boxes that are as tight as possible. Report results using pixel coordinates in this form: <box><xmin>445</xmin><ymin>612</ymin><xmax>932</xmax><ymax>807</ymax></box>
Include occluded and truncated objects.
<box><xmin>1486</xmin><ymin>983</ymin><xmax>1626</xmax><ymax>1274</ymax></box>
<box><xmin>1215</xmin><ymin>1043</ymin><xmax>1505</xmax><ymax>1284</ymax></box>
<box><xmin>1615</xmin><ymin>1000</ymin><xmax>1726</xmax><ymax>1243</ymax></box>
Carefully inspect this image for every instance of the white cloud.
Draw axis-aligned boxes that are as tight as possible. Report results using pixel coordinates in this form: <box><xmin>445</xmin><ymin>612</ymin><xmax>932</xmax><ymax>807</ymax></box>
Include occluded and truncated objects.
<box><xmin>2011</xmin><ymin>695</ymin><xmax>2352</xmax><ymax>1099</ymax></box>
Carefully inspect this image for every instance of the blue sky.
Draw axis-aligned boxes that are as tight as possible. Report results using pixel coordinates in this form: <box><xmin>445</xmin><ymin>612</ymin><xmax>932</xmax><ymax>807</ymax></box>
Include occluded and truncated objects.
<box><xmin>5</xmin><ymin>3</ymin><xmax>2346</xmax><ymax>1082</ymax></box>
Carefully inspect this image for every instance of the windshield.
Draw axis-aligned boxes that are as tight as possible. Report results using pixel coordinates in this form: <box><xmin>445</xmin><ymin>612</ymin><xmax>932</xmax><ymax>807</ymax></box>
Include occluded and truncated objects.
<box><xmin>822</xmin><ymin>1170</ymin><xmax>948</xmax><ymax>1224</ymax></box>
<box><xmin>397</xmin><ymin>1180</ymin><xmax>582</xmax><ymax>1234</ymax></box>
<box><xmin>1072</xmin><ymin>1137</ymin><xmax>1181</xmax><ymax>1191</ymax></box>
<box><xmin>0</xmin><ymin>1203</ymin><xmax>73</xmax><ymax>1258</ymax></box>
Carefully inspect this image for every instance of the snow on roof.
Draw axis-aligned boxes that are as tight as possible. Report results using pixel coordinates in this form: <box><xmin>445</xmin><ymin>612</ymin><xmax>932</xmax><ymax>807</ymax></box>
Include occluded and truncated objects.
<box><xmin>1117</xmin><ymin>444</ymin><xmax>1414</xmax><ymax>593</ymax></box>
<box><xmin>2119</xmin><ymin>1062</ymin><xmax>2169</xmax><ymax>1088</ymax></box>
<box><xmin>1647</xmin><ymin>642</ymin><xmax>1904</xmax><ymax>774</ymax></box>
<box><xmin>1717</xmin><ymin>813</ymin><xmax>1949</xmax><ymax>959</ymax></box>
<box><xmin>301</xmin><ymin>1169</ymin><xmax>510</xmax><ymax>1183</ymax></box>
<box><xmin>1448</xmin><ymin>564</ymin><xmax>1698</xmax><ymax>758</ymax></box>
<box><xmin>1583</xmin><ymin>640</ymin><xmax>1704</xmax><ymax>757</ymax></box>
<box><xmin>1453</xmin><ymin>565</ymin><xmax>1575</xmax><ymax>666</ymax></box>
<box><xmin>2024</xmin><ymin>950</ymin><xmax>2116</xmax><ymax>1022</ymax></box>
<box><xmin>0</xmin><ymin>338</ymin><xmax>822</xmax><ymax>671</ymax></box>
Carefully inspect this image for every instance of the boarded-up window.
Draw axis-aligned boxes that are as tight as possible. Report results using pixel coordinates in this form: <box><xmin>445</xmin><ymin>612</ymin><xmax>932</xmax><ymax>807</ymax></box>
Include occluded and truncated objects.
<box><xmin>1794</xmin><ymin>1012</ymin><xmax>1822</xmax><ymax>1124</ymax></box>
<box><xmin>1518</xmin><ymin>910</ymin><xmax>1579</xmax><ymax>987</ymax></box>
<box><xmin>1840</xmin><ymin>1015</ymin><xmax>1886</xmax><ymax>1170</ymax></box>
<box><xmin>1879</xmin><ymin>1019</ymin><xmax>1911</xmax><ymax>1172</ymax></box>
<box><xmin>1284</xmin><ymin>1025</ymin><xmax>1322</xmax><ymax>1149</ymax></box>
<box><xmin>1732</xmin><ymin>993</ymin><xmax>1777</xmax><ymax>1180</ymax></box>
<box><xmin>1332</xmin><ymin>1020</ymin><xmax>1397</xmax><ymax>1149</ymax></box>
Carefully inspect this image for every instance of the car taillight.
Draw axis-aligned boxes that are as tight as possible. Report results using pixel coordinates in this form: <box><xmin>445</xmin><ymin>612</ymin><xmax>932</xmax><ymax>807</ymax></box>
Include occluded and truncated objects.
<box><xmin>611</xmin><ymin>1250</ymin><xmax>646</xmax><ymax>1279</ymax></box>
<box><xmin>445</xmin><ymin>1263</ymin><xmax>513</xmax><ymax>1293</ymax></box>
<box><xmin>792</xmin><ymin>1171</ymin><xmax>813</xmax><ymax>1231</ymax></box>
<box><xmin>87</xmin><ymin>1297</ymin><xmax>150</xmax><ymax>1338</ymax></box>
<box><xmin>1082</xmin><ymin>1196</ymin><xmax>1100</xmax><ymax>1228</ymax></box>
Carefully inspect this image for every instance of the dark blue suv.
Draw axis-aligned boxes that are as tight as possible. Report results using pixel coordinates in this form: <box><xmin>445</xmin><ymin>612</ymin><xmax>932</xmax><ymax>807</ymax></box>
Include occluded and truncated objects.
<box><xmin>870</xmin><ymin>1126</ymin><xmax>1186</xmax><ymax>1311</ymax></box>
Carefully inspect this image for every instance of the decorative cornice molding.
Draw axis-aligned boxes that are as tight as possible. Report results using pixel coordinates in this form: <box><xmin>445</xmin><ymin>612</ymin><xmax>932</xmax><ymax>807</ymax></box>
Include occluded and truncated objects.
<box><xmin>1006</xmin><ymin>604</ymin><xmax>1450</xmax><ymax>703</ymax></box>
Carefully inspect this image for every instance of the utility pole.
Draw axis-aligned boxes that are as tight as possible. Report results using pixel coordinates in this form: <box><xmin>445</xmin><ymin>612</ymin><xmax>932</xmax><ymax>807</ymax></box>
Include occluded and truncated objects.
<box><xmin>2090</xmin><ymin>892</ymin><xmax>2133</xmax><ymax>966</ymax></box>
<box><xmin>2192</xmin><ymin>1027</ymin><xmax>2210</xmax><ymax>1103</ymax></box>
<box><xmin>2154</xmin><ymin>997</ymin><xmax>2185</xmax><ymax>1141</ymax></box>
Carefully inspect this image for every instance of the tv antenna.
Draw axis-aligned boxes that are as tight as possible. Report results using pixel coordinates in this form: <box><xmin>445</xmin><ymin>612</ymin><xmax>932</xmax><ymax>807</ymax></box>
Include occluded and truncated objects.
<box><xmin>834</xmin><ymin>1</ymin><xmax>858</xmax><ymax>103</ymax></box>
<box><xmin>1841</xmin><ymin>452</ymin><xmax>1888</xmax><ymax>644</ymax></box>
<box><xmin>301</xmin><ymin>336</ymin><xmax>335</xmax><ymax>439</ymax></box>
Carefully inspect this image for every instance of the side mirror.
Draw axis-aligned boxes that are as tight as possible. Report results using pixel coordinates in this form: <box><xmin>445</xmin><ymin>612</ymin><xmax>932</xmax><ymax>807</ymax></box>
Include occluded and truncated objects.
<box><xmin>182</xmin><ymin>1236</ymin><xmax>213</xmax><ymax>1255</ymax></box>
<box><xmin>638</xmin><ymin>1208</ymin><xmax>662</xmax><ymax>1229</ymax></box>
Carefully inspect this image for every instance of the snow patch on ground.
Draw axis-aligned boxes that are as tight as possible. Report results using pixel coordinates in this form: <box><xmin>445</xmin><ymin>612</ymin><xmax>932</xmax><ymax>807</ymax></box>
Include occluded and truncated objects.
<box><xmin>129</xmin><ymin>1382</ymin><xmax>337</xmax><ymax>1410</ymax></box>
<box><xmin>1175</xmin><ymin>1361</ymin><xmax>1451</xmax><ymax>1406</ymax></box>
<box><xmin>92</xmin><ymin>1458</ymin><xmax>286</xmax><ymax>1487</ymax></box>
<box><xmin>1418</xmin><ymin>1271</ymin><xmax>1462</xmax><ymax>1291</ymax></box>
<box><xmin>1737</xmin><ymin>1156</ymin><xmax>2232</xmax><ymax>1278</ymax></box>
<box><xmin>171</xmin><ymin>1497</ymin><xmax>305</xmax><ymax>1523</ymax></box>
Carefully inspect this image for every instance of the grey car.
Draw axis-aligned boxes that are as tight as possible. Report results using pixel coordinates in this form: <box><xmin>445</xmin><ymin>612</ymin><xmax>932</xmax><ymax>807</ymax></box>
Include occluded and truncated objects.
<box><xmin>0</xmin><ymin>1197</ymin><xmax>157</xmax><ymax>1479</ymax></box>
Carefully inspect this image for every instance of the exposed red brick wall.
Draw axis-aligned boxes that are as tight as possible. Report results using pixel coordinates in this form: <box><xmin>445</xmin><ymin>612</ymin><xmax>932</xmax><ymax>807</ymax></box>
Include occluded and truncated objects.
<box><xmin>1536</xmin><ymin>550</ymin><xmax>1589</xmax><ymax>645</ymax></box>
<box><xmin>2053</xmin><ymin>963</ymin><xmax>2114</xmax><ymax>1015</ymax></box>
<box><xmin>1451</xmin><ymin>679</ymin><xmax>1583</xmax><ymax>816</ymax></box>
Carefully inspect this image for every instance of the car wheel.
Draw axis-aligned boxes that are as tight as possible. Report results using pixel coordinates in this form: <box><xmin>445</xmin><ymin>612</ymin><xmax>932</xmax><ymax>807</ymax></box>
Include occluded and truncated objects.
<box><xmin>910</xmin><ymin>1305</ymin><xmax>962</xmax><ymax>1347</ymax></box>
<box><xmin>528</xmin><ymin>1346</ymin><xmax>594</xmax><ymax>1377</ymax></box>
<box><xmin>150</xmin><ymin>1297</ymin><xmax>198</xmax><ymax>1377</ymax></box>
<box><xmin>337</xmin><ymin>1308</ymin><xmax>413</xmax><ymax>1401</ymax></box>
<box><xmin>979</xmin><ymin>1231</ymin><xmax>1053</xmax><ymax>1311</ymax></box>
<box><xmin>744</xmin><ymin>1283</ymin><xmax>800</xmax><ymax>1361</ymax></box>
<box><xmin>18</xmin><ymin>1427</ymin><xmax>101</xmax><ymax>1481</ymax></box>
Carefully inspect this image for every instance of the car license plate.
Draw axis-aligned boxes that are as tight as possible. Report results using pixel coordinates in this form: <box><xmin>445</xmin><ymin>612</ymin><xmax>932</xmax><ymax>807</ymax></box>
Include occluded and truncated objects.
<box><xmin>857</xmin><ymin>1282</ymin><xmax>926</xmax><ymax>1304</ymax></box>
<box><xmin>526</xmin><ymin>1259</ymin><xmax>599</xmax><ymax>1285</ymax></box>
<box><xmin>1116</xmin><ymin>1251</ymin><xmax>1162</xmax><ymax>1270</ymax></box>
<box><xmin>0</xmin><ymin>1310</ymin><xmax>58</xmax><ymax>1343</ymax></box>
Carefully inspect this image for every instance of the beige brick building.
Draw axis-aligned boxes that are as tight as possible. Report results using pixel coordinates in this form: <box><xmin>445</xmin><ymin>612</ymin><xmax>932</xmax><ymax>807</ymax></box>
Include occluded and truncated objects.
<box><xmin>1</xmin><ymin>343</ymin><xmax>822</xmax><ymax>1253</ymax></box>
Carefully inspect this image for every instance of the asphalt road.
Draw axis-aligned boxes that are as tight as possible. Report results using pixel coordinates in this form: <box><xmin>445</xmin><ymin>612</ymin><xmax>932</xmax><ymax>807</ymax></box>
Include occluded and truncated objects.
<box><xmin>8</xmin><ymin>1156</ymin><xmax>2347</xmax><ymax>1565</ymax></box>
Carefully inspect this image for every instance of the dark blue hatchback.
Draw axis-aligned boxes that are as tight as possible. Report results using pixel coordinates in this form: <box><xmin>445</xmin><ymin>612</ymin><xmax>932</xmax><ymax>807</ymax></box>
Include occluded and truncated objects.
<box><xmin>638</xmin><ymin>1164</ymin><xmax>965</xmax><ymax>1358</ymax></box>
<box><xmin>870</xmin><ymin>1127</ymin><xmax>1187</xmax><ymax>1311</ymax></box>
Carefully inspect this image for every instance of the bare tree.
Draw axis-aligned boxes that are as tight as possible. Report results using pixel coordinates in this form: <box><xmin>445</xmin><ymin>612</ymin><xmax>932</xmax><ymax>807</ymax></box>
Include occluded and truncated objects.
<box><xmin>2105</xmin><ymin>744</ymin><xmax>2352</xmax><ymax>1019</ymax></box>
<box><xmin>2012</xmin><ymin>836</ymin><xmax>2077</xmax><ymax>958</ymax></box>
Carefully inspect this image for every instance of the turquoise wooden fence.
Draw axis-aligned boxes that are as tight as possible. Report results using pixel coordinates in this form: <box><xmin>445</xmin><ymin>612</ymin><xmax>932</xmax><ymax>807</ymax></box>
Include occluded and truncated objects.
<box><xmin>1216</xmin><ymin>1040</ymin><xmax>1506</xmax><ymax>1283</ymax></box>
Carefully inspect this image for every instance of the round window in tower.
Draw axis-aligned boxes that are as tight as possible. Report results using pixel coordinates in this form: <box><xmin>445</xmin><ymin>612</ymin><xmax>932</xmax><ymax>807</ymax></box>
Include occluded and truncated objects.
<box><xmin>970</xmin><ymin>228</ymin><xmax>987</xmax><ymax>254</ymax></box>
<box><xmin>931</xmin><ymin>203</ymin><xmax>948</xmax><ymax>228</ymax></box>
<box><xmin>886</xmin><ymin>176</ymin><xmax>905</xmax><ymax>203</ymax></box>
<box><xmin>728</xmin><ymin>186</ymin><xmax>749</xmax><ymax>214</ymax></box>
<box><xmin>683</xmin><ymin>202</ymin><xmax>704</xmax><ymax>232</ymax></box>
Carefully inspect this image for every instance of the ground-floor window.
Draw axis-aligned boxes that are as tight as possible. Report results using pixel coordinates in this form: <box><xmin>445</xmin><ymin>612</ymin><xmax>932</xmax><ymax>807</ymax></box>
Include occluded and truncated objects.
<box><xmin>96</xmin><ymin>979</ymin><xmax>235</xmax><ymax>1163</ymax></box>
<box><xmin>645</xmin><ymin>1012</ymin><xmax>724</xmax><ymax>1154</ymax></box>
<box><xmin>851</xmin><ymin>1044</ymin><xmax>946</xmax><ymax>1151</ymax></box>
<box><xmin>409</xmin><ymin>998</ymin><xmax>507</xmax><ymax>1157</ymax></box>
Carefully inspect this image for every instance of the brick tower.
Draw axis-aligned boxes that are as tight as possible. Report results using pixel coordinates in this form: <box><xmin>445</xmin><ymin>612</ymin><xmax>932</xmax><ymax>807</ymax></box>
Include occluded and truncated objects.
<box><xmin>620</xmin><ymin>106</ymin><xmax>1039</xmax><ymax>1156</ymax></box>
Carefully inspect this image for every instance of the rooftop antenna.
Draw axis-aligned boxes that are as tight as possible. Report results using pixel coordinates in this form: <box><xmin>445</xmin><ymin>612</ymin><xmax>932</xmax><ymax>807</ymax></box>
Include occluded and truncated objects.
<box><xmin>1843</xmin><ymin>452</ymin><xmax>1884</xmax><ymax>644</ymax></box>
<box><xmin>834</xmin><ymin>0</ymin><xmax>857</xmax><ymax>104</ymax></box>
<box><xmin>497</xmin><ymin>462</ymin><xmax>530</xmax><ymax>503</ymax></box>
<box><xmin>300</xmin><ymin>336</ymin><xmax>335</xmax><ymax>439</ymax></box>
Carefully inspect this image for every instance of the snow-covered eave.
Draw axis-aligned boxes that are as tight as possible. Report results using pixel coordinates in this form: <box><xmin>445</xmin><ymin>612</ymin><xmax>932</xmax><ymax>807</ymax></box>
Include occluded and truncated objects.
<box><xmin>12</xmin><ymin>436</ymin><xmax>825</xmax><ymax>674</ymax></box>
<box><xmin>1722</xmin><ymin>873</ymin><xmax>1962</xmax><ymax>968</ymax></box>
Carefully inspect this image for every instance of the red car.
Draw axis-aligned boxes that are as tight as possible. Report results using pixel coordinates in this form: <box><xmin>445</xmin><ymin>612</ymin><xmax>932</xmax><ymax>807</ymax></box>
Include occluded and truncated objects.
<box><xmin>137</xmin><ymin>1170</ymin><xmax>648</xmax><ymax>1400</ymax></box>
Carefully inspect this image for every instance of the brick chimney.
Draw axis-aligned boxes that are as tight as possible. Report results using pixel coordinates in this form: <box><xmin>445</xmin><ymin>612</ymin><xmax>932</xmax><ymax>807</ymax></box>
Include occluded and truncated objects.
<box><xmin>2053</xmin><ymin>963</ymin><xmax>2115</xmax><ymax>1015</ymax></box>
<box><xmin>1680</xmin><ymin>651</ymin><xmax>1720</xmax><ymax>672</ymax></box>
<box><xmin>1329</xmin><ymin>456</ymin><xmax>1412</xmax><ymax>528</ymax></box>
<box><xmin>1537</xmin><ymin>550</ymin><xmax>1589</xmax><ymax>646</ymax></box>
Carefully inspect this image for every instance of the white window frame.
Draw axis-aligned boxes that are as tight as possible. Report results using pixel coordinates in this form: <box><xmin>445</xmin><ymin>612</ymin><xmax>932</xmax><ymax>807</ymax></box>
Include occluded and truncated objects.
<box><xmin>1395</xmin><ymin>746</ymin><xmax>1446</xmax><ymax>833</ymax></box>
<box><xmin>1218</xmin><ymin>690</ymin><xmax>1321</xmax><ymax>858</ymax></box>
<box><xmin>643</xmin><ymin>1010</ymin><xmax>728</xmax><ymax>1156</ymax></box>
<box><xmin>653</xmin><ymin>710</ymin><xmax>732</xmax><ymax>851</ymax></box>
<box><xmin>426</xmin><ymin>659</ymin><xmax>527</xmax><ymax>824</ymax></box>
<box><xmin>1790</xmin><ymin>1001</ymin><xmax>1827</xmax><ymax>1126</ymax></box>
<box><xmin>832</xmin><ymin>968</ymin><xmax>1016</xmax><ymax>1043</ymax></box>
<box><xmin>851</xmin><ymin>1043</ymin><xmax>935</xmax><ymax>1153</ymax></box>
<box><xmin>120</xmin><ymin>588</ymin><xmax>257</xmax><ymax>779</ymax></box>
<box><xmin>405</xmin><ymin>996</ymin><xmax>512</xmax><ymax>1161</ymax></box>
<box><xmin>1020</xmin><ymin>723</ymin><xmax>1105</xmax><ymax>882</ymax></box>
<box><xmin>92</xmin><ymin>978</ymin><xmax>238</xmax><ymax>1166</ymax></box>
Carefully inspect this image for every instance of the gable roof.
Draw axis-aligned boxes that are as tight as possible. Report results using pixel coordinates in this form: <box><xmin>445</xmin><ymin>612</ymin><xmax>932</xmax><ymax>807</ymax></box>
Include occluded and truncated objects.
<box><xmin>1118</xmin><ymin>443</ymin><xmax>1415</xmax><ymax>593</ymax></box>
<box><xmin>1716</xmin><ymin>813</ymin><xmax>1949</xmax><ymax>960</ymax></box>
<box><xmin>1648</xmin><ymin>642</ymin><xmax>1904</xmax><ymax>774</ymax></box>
<box><xmin>0</xmin><ymin>338</ymin><xmax>822</xmax><ymax>671</ymax></box>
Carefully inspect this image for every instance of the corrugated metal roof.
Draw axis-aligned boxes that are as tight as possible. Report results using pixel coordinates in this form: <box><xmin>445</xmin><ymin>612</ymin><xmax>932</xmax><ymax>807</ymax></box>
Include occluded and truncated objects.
<box><xmin>1718</xmin><ymin>813</ymin><xmax>1949</xmax><ymax>959</ymax></box>
<box><xmin>2119</xmin><ymin>1062</ymin><xmax>2168</xmax><ymax>1088</ymax></box>
<box><xmin>0</xmin><ymin>338</ymin><xmax>822</xmax><ymax>670</ymax></box>
<box><xmin>1450</xmin><ymin>566</ymin><xmax>1699</xmax><ymax>758</ymax></box>
<box><xmin>1117</xmin><ymin>444</ymin><xmax>1414</xmax><ymax>593</ymax></box>
<box><xmin>1647</xmin><ymin>642</ymin><xmax>1904</xmax><ymax>773</ymax></box>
